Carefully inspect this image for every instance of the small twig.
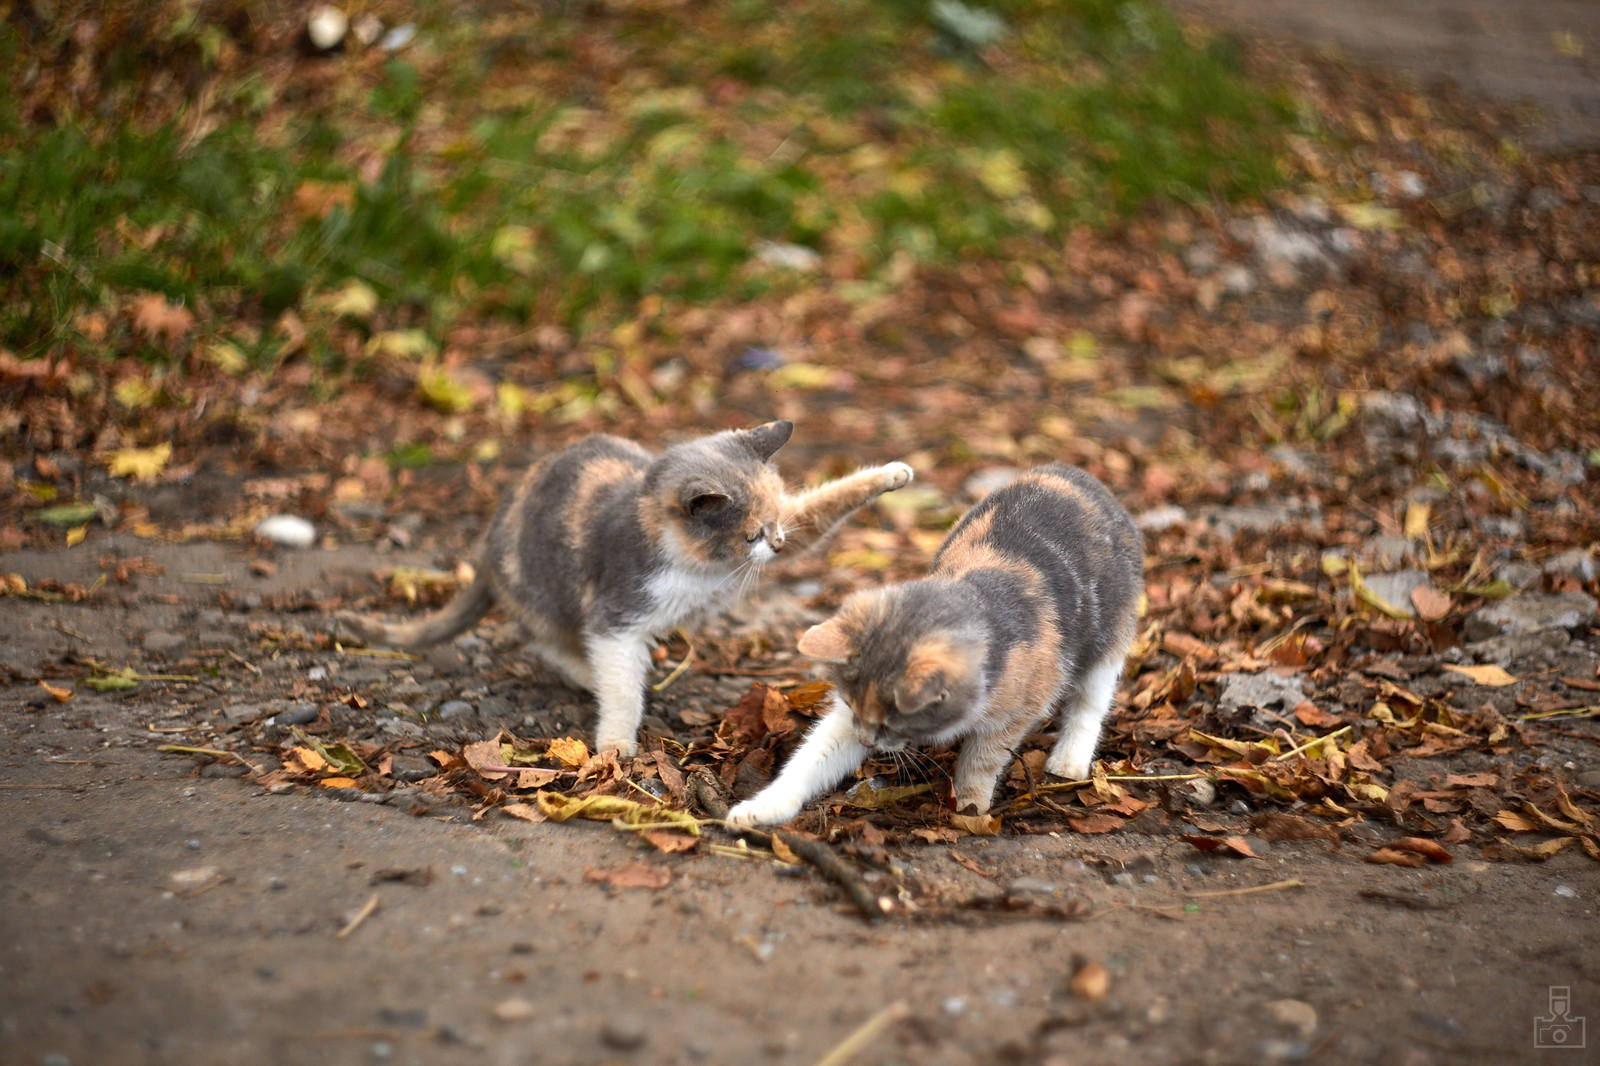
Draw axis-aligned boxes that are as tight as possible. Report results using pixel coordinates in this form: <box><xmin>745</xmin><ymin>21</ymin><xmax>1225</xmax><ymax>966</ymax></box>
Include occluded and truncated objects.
<box><xmin>1032</xmin><ymin>771</ymin><xmax>1206</xmax><ymax>795</ymax></box>
<box><xmin>177</xmin><ymin>874</ymin><xmax>231</xmax><ymax>898</ymax></box>
<box><xmin>1274</xmin><ymin>726</ymin><xmax>1351</xmax><ymax>761</ymax></box>
<box><xmin>1186</xmin><ymin>878</ymin><xmax>1305</xmax><ymax>899</ymax></box>
<box><xmin>225</xmin><ymin>648</ymin><xmax>262</xmax><ymax>676</ymax></box>
<box><xmin>692</xmin><ymin>774</ymin><xmax>887</xmax><ymax>922</ymax></box>
<box><xmin>181</xmin><ymin>572</ymin><xmax>231</xmax><ymax>585</ymax></box>
<box><xmin>1518</xmin><ymin>705</ymin><xmax>1600</xmax><ymax>722</ymax></box>
<box><xmin>157</xmin><ymin>744</ymin><xmax>263</xmax><ymax>776</ymax></box>
<box><xmin>651</xmin><ymin>630</ymin><xmax>697</xmax><ymax>693</ymax></box>
<box><xmin>335</xmin><ymin>644</ymin><xmax>420</xmax><ymax>661</ymax></box>
<box><xmin>50</xmin><ymin>619</ymin><xmax>91</xmax><ymax>642</ymax></box>
<box><xmin>336</xmin><ymin>894</ymin><xmax>381</xmax><ymax>939</ymax></box>
<box><xmin>812</xmin><ymin>1001</ymin><xmax>911</xmax><ymax>1066</ymax></box>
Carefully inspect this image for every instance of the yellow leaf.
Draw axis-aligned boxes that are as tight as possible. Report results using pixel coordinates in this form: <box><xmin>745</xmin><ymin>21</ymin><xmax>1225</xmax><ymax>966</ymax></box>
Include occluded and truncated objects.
<box><xmin>1403</xmin><ymin>501</ymin><xmax>1430</xmax><ymax>540</ymax></box>
<box><xmin>1338</xmin><ymin>202</ymin><xmax>1403</xmax><ymax>230</ymax></box>
<box><xmin>314</xmin><ymin>279</ymin><xmax>379</xmax><ymax>319</ymax></box>
<box><xmin>65</xmin><ymin>524</ymin><xmax>87</xmax><ymax>546</ymax></box>
<box><xmin>769</xmin><ymin>363</ymin><xmax>845</xmax><ymax>390</ymax></box>
<box><xmin>1442</xmin><ymin>663</ymin><xmax>1519</xmax><ymax>687</ymax></box>
<box><xmin>113</xmin><ymin>379</ymin><xmax>158</xmax><ymax>410</ymax></box>
<box><xmin>501</xmin><ymin>802</ymin><xmax>547</xmax><ymax>823</ymax></box>
<box><xmin>1552</xmin><ymin>30</ymin><xmax>1583</xmax><ymax>57</ymax></box>
<box><xmin>205</xmin><ymin>340</ymin><xmax>249</xmax><ymax>375</ymax></box>
<box><xmin>319</xmin><ymin>777</ymin><xmax>358</xmax><ymax>789</ymax></box>
<box><xmin>545</xmin><ymin>737</ymin><xmax>591</xmax><ymax>769</ymax></box>
<box><xmin>417</xmin><ymin>365</ymin><xmax>474</xmax><ymax>414</ymax></box>
<box><xmin>1349</xmin><ymin>563</ymin><xmax>1411</xmax><ymax>619</ymax></box>
<box><xmin>107</xmin><ymin>443</ymin><xmax>172</xmax><ymax>483</ymax></box>
<box><xmin>366</xmin><ymin>329</ymin><xmax>435</xmax><ymax>360</ymax></box>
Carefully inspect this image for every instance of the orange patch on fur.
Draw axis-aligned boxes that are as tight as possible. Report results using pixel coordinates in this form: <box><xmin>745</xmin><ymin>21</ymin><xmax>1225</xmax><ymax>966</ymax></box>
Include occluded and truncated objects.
<box><xmin>566</xmin><ymin>457</ymin><xmax>641</xmax><ymax>549</ymax></box>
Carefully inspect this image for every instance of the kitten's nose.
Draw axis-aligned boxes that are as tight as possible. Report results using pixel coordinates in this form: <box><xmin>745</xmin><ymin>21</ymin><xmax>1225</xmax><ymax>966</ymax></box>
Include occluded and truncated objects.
<box><xmin>766</xmin><ymin>525</ymin><xmax>785</xmax><ymax>553</ymax></box>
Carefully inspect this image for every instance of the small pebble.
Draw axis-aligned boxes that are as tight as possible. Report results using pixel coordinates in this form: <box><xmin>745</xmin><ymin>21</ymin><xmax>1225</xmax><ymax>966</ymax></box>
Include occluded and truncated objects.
<box><xmin>369</xmin><ymin>1041</ymin><xmax>392</xmax><ymax>1062</ymax></box>
<box><xmin>942</xmin><ymin>996</ymin><xmax>967</xmax><ymax>1018</ymax></box>
<box><xmin>277</xmin><ymin>704</ymin><xmax>320</xmax><ymax>727</ymax></box>
<box><xmin>451</xmin><ymin>864</ymin><xmax>469</xmax><ymax>876</ymax></box>
<box><xmin>600</xmin><ymin>1014</ymin><xmax>649</xmax><ymax>1051</ymax></box>
<box><xmin>186</xmin><ymin>839</ymin><xmax>201</xmax><ymax>851</ymax></box>
<box><xmin>255</xmin><ymin>514</ymin><xmax>316</xmax><ymax>548</ymax></box>
<box><xmin>308</xmin><ymin>666</ymin><xmax>329</xmax><ymax>682</ymax></box>
<box><xmin>1264</xmin><ymin>998</ymin><xmax>1318</xmax><ymax>1039</ymax></box>
<box><xmin>1554</xmin><ymin>884</ymin><xmax>1578</xmax><ymax>899</ymax></box>
<box><xmin>169</xmin><ymin>865</ymin><xmax>220</xmax><ymax>889</ymax></box>
<box><xmin>491</xmin><ymin>997</ymin><xmax>535</xmax><ymax>1022</ymax></box>
<box><xmin>436</xmin><ymin>700</ymin><xmax>474</xmax><ymax>719</ymax></box>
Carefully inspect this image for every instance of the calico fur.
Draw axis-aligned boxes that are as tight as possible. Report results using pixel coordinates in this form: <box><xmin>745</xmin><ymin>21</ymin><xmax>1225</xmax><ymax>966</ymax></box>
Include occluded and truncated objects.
<box><xmin>728</xmin><ymin>463</ymin><xmax>1142</xmax><ymax>826</ymax></box>
<box><xmin>339</xmin><ymin>421</ymin><xmax>913</xmax><ymax>756</ymax></box>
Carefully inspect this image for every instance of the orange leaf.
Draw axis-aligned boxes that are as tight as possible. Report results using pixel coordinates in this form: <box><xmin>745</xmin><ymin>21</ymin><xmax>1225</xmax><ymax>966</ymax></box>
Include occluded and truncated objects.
<box><xmin>546</xmin><ymin>736</ymin><xmax>590</xmax><ymax>769</ymax></box>
<box><xmin>1388</xmin><ymin>837</ymin><xmax>1452</xmax><ymax>864</ymax></box>
<box><xmin>1182</xmin><ymin>835</ymin><xmax>1260</xmax><ymax>859</ymax></box>
<box><xmin>39</xmin><ymin>680</ymin><xmax>73</xmax><ymax>703</ymax></box>
<box><xmin>462</xmin><ymin>739</ymin><xmax>509</xmax><ymax>779</ymax></box>
<box><xmin>950</xmin><ymin>812</ymin><xmax>1001</xmax><ymax>836</ymax></box>
<box><xmin>1442</xmin><ymin>663</ymin><xmax>1519</xmax><ymax>687</ymax></box>
<box><xmin>1291</xmin><ymin>700</ymin><xmax>1339</xmax><ymax>727</ymax></box>
<box><xmin>1161</xmin><ymin>631</ymin><xmax>1215</xmax><ymax>661</ymax></box>
<box><xmin>130</xmin><ymin>292</ymin><xmax>195</xmax><ymax>345</ymax></box>
<box><xmin>319</xmin><ymin>776</ymin><xmax>358</xmax><ymax>789</ymax></box>
<box><xmin>1493</xmin><ymin>809</ymin><xmax>1539</xmax><ymax>832</ymax></box>
<box><xmin>1367</xmin><ymin>847</ymin><xmax>1425</xmax><ymax>867</ymax></box>
<box><xmin>500</xmin><ymin>802</ymin><xmax>546</xmax><ymax>823</ymax></box>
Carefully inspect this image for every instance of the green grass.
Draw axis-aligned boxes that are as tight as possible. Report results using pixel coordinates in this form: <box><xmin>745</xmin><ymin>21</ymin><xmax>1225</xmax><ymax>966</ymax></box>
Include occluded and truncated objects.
<box><xmin>0</xmin><ymin>0</ymin><xmax>1296</xmax><ymax>365</ymax></box>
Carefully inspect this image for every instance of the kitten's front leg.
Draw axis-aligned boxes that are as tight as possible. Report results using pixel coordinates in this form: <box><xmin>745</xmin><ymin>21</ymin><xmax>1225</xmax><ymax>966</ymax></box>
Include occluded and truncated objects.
<box><xmin>952</xmin><ymin>713</ymin><xmax>1038</xmax><ymax>814</ymax></box>
<box><xmin>585</xmin><ymin>632</ymin><xmax>652</xmax><ymax>757</ymax></box>
<box><xmin>728</xmin><ymin>698</ymin><xmax>869</xmax><ymax>826</ymax></box>
<box><xmin>779</xmin><ymin>462</ymin><xmax>914</xmax><ymax>553</ymax></box>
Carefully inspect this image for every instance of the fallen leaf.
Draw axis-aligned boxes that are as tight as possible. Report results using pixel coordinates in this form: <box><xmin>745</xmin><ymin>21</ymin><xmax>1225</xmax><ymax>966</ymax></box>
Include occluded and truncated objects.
<box><xmin>1410</xmin><ymin>585</ymin><xmax>1453</xmax><ymax>621</ymax></box>
<box><xmin>130</xmin><ymin>292</ymin><xmax>195</xmax><ymax>345</ymax></box>
<box><xmin>950</xmin><ymin>812</ymin><xmax>1001</xmax><ymax>836</ymax></box>
<box><xmin>107</xmin><ymin>444</ymin><xmax>173</xmax><ymax>483</ymax></box>
<box><xmin>1388</xmin><ymin>837</ymin><xmax>1452</xmax><ymax>864</ymax></box>
<box><xmin>319</xmin><ymin>776</ymin><xmax>358</xmax><ymax>789</ymax></box>
<box><xmin>1066</xmin><ymin>812</ymin><xmax>1127</xmax><ymax>835</ymax></box>
<box><xmin>1292</xmin><ymin>700</ymin><xmax>1340</xmax><ymax>727</ymax></box>
<box><xmin>462</xmin><ymin>738</ymin><xmax>510</xmax><ymax>779</ymax></box>
<box><xmin>642</xmin><ymin>830</ymin><xmax>699</xmax><ymax>854</ymax></box>
<box><xmin>1181</xmin><ymin>835</ymin><xmax>1260</xmax><ymax>859</ymax></box>
<box><xmin>545</xmin><ymin>736</ymin><xmax>591</xmax><ymax>769</ymax></box>
<box><xmin>39</xmin><ymin>680</ymin><xmax>73</xmax><ymax>703</ymax></box>
<box><xmin>844</xmin><ymin>778</ymin><xmax>933</xmax><ymax>811</ymax></box>
<box><xmin>35</xmin><ymin>502</ymin><xmax>99</xmax><ymax>527</ymax></box>
<box><xmin>65</xmin><ymin>525</ymin><xmax>87</xmax><ymax>547</ymax></box>
<box><xmin>1442</xmin><ymin>664</ymin><xmax>1518</xmax><ymax>687</ymax></box>
<box><xmin>501</xmin><ymin>802</ymin><xmax>547</xmax><ymax>823</ymax></box>
<box><xmin>584</xmin><ymin>861</ymin><xmax>672</xmax><ymax>890</ymax></box>
<box><xmin>768</xmin><ymin>835</ymin><xmax>800</xmax><ymax>865</ymax></box>
<box><xmin>1161</xmin><ymin>631</ymin><xmax>1215</xmax><ymax>661</ymax></box>
<box><xmin>1494</xmin><ymin>809</ymin><xmax>1540</xmax><ymax>832</ymax></box>
<box><xmin>284</xmin><ymin>746</ymin><xmax>331</xmax><ymax>775</ymax></box>
<box><xmin>1403</xmin><ymin>501</ymin><xmax>1431</xmax><ymax>540</ymax></box>
<box><xmin>1442</xmin><ymin>772</ymin><xmax>1497</xmax><ymax>789</ymax></box>
<box><xmin>1367</xmin><ymin>847</ymin><xmax>1425</xmax><ymax>867</ymax></box>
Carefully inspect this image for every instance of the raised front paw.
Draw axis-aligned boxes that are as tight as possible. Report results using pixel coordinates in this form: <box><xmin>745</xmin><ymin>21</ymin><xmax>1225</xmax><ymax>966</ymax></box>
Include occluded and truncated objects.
<box><xmin>727</xmin><ymin>792</ymin><xmax>801</xmax><ymax>827</ymax></box>
<box><xmin>880</xmin><ymin>461</ymin><xmax>914</xmax><ymax>490</ymax></box>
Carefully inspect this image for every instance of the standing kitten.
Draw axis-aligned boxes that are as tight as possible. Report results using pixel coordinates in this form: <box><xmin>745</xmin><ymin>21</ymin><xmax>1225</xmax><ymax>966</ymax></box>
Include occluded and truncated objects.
<box><xmin>728</xmin><ymin>463</ymin><xmax>1142</xmax><ymax>826</ymax></box>
<box><xmin>339</xmin><ymin>421</ymin><xmax>913</xmax><ymax>756</ymax></box>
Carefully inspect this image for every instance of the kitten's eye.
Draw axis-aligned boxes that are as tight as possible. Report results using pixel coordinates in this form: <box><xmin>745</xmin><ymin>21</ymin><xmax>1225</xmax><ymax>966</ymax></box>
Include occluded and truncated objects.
<box><xmin>687</xmin><ymin>493</ymin><xmax>729</xmax><ymax>518</ymax></box>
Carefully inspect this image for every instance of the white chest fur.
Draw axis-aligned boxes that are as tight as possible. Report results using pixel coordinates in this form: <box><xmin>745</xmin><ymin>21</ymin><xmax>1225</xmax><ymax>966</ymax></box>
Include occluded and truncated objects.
<box><xmin>638</xmin><ymin>564</ymin><xmax>734</xmax><ymax>636</ymax></box>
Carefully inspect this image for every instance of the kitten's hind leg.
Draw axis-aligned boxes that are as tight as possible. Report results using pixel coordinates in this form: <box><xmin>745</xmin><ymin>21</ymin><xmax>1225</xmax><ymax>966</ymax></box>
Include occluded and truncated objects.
<box><xmin>585</xmin><ymin>633</ymin><xmax>651</xmax><ymax>757</ymax></box>
<box><xmin>779</xmin><ymin>462</ymin><xmax>914</xmax><ymax>553</ymax></box>
<box><xmin>529</xmin><ymin>641</ymin><xmax>595</xmax><ymax>692</ymax></box>
<box><xmin>1046</xmin><ymin>651</ymin><xmax>1125</xmax><ymax>781</ymax></box>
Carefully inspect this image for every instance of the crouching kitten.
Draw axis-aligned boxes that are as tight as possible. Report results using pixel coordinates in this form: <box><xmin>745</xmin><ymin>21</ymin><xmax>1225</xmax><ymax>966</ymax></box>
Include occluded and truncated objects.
<box><xmin>728</xmin><ymin>463</ymin><xmax>1142</xmax><ymax>826</ymax></box>
<box><xmin>339</xmin><ymin>421</ymin><xmax>912</xmax><ymax>756</ymax></box>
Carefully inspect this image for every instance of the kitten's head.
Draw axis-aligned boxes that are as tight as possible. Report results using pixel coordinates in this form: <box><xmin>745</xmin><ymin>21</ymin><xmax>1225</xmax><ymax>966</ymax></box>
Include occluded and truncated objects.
<box><xmin>798</xmin><ymin>581</ymin><xmax>989</xmax><ymax>750</ymax></box>
<box><xmin>642</xmin><ymin>420</ymin><xmax>793</xmax><ymax>569</ymax></box>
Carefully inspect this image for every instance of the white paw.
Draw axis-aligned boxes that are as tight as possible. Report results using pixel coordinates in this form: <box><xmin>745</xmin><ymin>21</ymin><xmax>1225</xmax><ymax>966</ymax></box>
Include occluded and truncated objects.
<box><xmin>727</xmin><ymin>794</ymin><xmax>800</xmax><ymax>827</ymax></box>
<box><xmin>595</xmin><ymin>735</ymin><xmax>639</xmax><ymax>758</ymax></box>
<box><xmin>1045</xmin><ymin>754</ymin><xmax>1092</xmax><ymax>781</ymax></box>
<box><xmin>882</xmin><ymin>461</ymin><xmax>914</xmax><ymax>490</ymax></box>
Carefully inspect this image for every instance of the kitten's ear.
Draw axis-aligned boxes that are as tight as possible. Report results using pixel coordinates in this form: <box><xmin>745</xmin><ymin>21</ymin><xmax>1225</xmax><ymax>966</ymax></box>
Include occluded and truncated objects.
<box><xmin>745</xmin><ymin>420</ymin><xmax>793</xmax><ymax>462</ymax></box>
<box><xmin>796</xmin><ymin>617</ymin><xmax>852</xmax><ymax>662</ymax></box>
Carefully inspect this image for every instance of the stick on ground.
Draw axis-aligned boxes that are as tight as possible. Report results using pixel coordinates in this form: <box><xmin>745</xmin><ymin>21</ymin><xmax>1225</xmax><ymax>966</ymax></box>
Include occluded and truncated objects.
<box><xmin>691</xmin><ymin>774</ymin><xmax>887</xmax><ymax>922</ymax></box>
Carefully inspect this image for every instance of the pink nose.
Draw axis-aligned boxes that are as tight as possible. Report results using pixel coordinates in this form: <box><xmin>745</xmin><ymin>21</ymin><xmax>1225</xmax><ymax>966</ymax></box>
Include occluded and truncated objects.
<box><xmin>768</xmin><ymin>527</ymin><xmax>785</xmax><ymax>552</ymax></box>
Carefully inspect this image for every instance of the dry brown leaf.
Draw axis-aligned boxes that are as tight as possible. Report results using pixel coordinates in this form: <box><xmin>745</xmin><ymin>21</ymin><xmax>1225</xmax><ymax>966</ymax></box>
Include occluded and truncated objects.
<box><xmin>1291</xmin><ymin>700</ymin><xmax>1340</xmax><ymax>728</ymax></box>
<box><xmin>39</xmin><ymin>680</ymin><xmax>73</xmax><ymax>703</ymax></box>
<box><xmin>501</xmin><ymin>802</ymin><xmax>546</xmax><ymax>823</ymax></box>
<box><xmin>1410</xmin><ymin>585</ymin><xmax>1453</xmax><ymax>621</ymax></box>
<box><xmin>1067</xmin><ymin>812</ymin><xmax>1128</xmax><ymax>835</ymax></box>
<box><xmin>584</xmin><ymin>861</ymin><xmax>672</xmax><ymax>890</ymax></box>
<box><xmin>130</xmin><ymin>293</ymin><xmax>195</xmax><ymax>345</ymax></box>
<box><xmin>768</xmin><ymin>834</ymin><xmax>800</xmax><ymax>865</ymax></box>
<box><xmin>1494</xmin><ymin>809</ymin><xmax>1539</xmax><ymax>832</ymax></box>
<box><xmin>284</xmin><ymin>746</ymin><xmax>330</xmax><ymax>775</ymax></box>
<box><xmin>1441</xmin><ymin>818</ymin><xmax>1471</xmax><ymax>845</ymax></box>
<box><xmin>1182</xmin><ymin>835</ymin><xmax>1260</xmax><ymax>859</ymax></box>
<box><xmin>462</xmin><ymin>738</ymin><xmax>509</xmax><ymax>779</ymax></box>
<box><xmin>950</xmin><ymin>812</ymin><xmax>1001</xmax><ymax>836</ymax></box>
<box><xmin>784</xmin><ymin>681</ymin><xmax>833</xmax><ymax>714</ymax></box>
<box><xmin>1389</xmin><ymin>837</ymin><xmax>1453</xmax><ymax>864</ymax></box>
<box><xmin>1442</xmin><ymin>772</ymin><xmax>1497</xmax><ymax>789</ymax></box>
<box><xmin>1442</xmin><ymin>663</ymin><xmax>1519</xmax><ymax>687</ymax></box>
<box><xmin>1367</xmin><ymin>847</ymin><xmax>1426</xmax><ymax>867</ymax></box>
<box><xmin>642</xmin><ymin>830</ymin><xmax>699</xmax><ymax>854</ymax></box>
<box><xmin>1161</xmin><ymin>631</ymin><xmax>1215</xmax><ymax>661</ymax></box>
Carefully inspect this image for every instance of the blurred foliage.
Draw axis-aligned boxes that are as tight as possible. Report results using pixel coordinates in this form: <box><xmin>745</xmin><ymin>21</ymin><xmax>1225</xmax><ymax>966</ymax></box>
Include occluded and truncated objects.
<box><xmin>1</xmin><ymin>0</ymin><xmax>1295</xmax><ymax>364</ymax></box>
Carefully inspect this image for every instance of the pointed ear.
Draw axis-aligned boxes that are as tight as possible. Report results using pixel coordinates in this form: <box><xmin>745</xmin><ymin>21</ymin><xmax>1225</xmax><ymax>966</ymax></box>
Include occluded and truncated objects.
<box><xmin>796</xmin><ymin>617</ymin><xmax>852</xmax><ymax>662</ymax></box>
<box><xmin>745</xmin><ymin>420</ymin><xmax>793</xmax><ymax>461</ymax></box>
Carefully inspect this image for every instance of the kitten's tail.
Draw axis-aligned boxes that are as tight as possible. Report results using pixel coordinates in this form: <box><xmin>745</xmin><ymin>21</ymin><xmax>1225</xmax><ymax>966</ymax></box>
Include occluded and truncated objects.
<box><xmin>336</xmin><ymin>568</ymin><xmax>494</xmax><ymax>650</ymax></box>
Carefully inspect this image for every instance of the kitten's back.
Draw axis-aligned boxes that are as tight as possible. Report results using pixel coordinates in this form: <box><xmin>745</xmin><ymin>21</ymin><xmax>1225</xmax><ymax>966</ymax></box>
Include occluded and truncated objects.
<box><xmin>935</xmin><ymin>463</ymin><xmax>1142</xmax><ymax>668</ymax></box>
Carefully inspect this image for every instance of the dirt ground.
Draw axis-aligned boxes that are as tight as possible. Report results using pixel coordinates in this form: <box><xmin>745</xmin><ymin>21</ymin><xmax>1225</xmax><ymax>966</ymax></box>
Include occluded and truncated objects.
<box><xmin>6</xmin><ymin>5</ymin><xmax>1600</xmax><ymax>1066</ymax></box>
<box><xmin>3</xmin><ymin>529</ymin><xmax>1597</xmax><ymax>1066</ymax></box>
<box><xmin>1169</xmin><ymin>0</ymin><xmax>1600</xmax><ymax>151</ymax></box>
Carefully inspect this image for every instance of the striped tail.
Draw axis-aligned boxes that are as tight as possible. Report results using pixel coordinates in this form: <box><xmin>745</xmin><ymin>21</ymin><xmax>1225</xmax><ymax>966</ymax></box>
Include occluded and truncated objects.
<box><xmin>336</xmin><ymin>568</ymin><xmax>494</xmax><ymax>649</ymax></box>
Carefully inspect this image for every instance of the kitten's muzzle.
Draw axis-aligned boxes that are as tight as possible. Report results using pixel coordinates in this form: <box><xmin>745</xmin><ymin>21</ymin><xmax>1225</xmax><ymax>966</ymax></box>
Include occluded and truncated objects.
<box><xmin>746</xmin><ymin>524</ymin><xmax>785</xmax><ymax>553</ymax></box>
